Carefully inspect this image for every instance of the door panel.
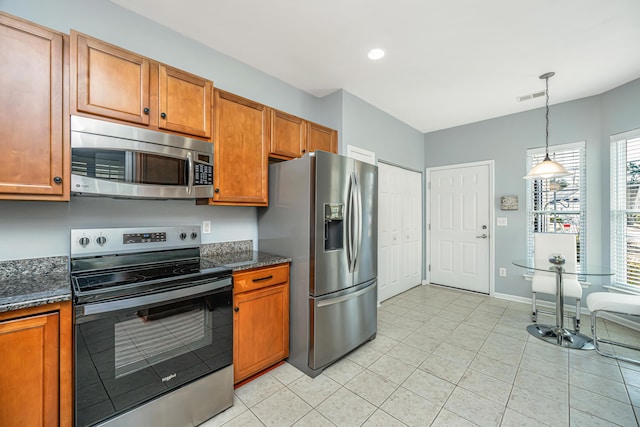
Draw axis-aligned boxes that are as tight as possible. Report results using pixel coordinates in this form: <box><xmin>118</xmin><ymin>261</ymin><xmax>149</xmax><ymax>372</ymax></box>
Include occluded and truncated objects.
<box><xmin>430</xmin><ymin>164</ymin><xmax>490</xmax><ymax>293</ymax></box>
<box><xmin>309</xmin><ymin>281</ymin><xmax>377</xmax><ymax>369</ymax></box>
<box><xmin>377</xmin><ymin>163</ymin><xmax>401</xmax><ymax>301</ymax></box>
<box><xmin>378</xmin><ymin>163</ymin><xmax>422</xmax><ymax>302</ymax></box>
<box><xmin>313</xmin><ymin>151</ymin><xmax>352</xmax><ymax>296</ymax></box>
<box><xmin>352</xmin><ymin>158</ymin><xmax>378</xmax><ymax>287</ymax></box>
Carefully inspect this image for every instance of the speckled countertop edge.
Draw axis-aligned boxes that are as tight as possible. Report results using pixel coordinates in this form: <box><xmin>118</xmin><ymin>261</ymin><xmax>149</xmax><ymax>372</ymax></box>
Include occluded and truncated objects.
<box><xmin>0</xmin><ymin>257</ymin><xmax>71</xmax><ymax>313</ymax></box>
<box><xmin>201</xmin><ymin>250</ymin><xmax>291</xmax><ymax>272</ymax></box>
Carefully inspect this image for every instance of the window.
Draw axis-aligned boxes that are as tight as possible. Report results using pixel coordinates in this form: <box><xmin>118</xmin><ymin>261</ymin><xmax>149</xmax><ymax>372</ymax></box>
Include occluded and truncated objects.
<box><xmin>526</xmin><ymin>142</ymin><xmax>586</xmax><ymax>269</ymax></box>
<box><xmin>611</xmin><ymin>130</ymin><xmax>640</xmax><ymax>290</ymax></box>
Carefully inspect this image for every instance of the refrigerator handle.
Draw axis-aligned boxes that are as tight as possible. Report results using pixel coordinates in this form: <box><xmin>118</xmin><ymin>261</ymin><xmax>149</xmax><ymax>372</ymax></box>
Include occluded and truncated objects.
<box><xmin>346</xmin><ymin>173</ymin><xmax>354</xmax><ymax>272</ymax></box>
<box><xmin>353</xmin><ymin>172</ymin><xmax>362</xmax><ymax>271</ymax></box>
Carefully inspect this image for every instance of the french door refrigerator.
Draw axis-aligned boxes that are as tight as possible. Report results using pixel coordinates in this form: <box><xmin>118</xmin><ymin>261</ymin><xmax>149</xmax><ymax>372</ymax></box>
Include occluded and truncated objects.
<box><xmin>258</xmin><ymin>150</ymin><xmax>378</xmax><ymax>377</ymax></box>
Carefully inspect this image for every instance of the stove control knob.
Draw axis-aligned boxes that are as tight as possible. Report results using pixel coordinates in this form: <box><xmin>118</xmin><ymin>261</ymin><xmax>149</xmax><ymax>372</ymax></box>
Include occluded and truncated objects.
<box><xmin>79</xmin><ymin>237</ymin><xmax>90</xmax><ymax>247</ymax></box>
<box><xmin>179</xmin><ymin>232</ymin><xmax>187</xmax><ymax>240</ymax></box>
<box><xmin>190</xmin><ymin>232</ymin><xmax>198</xmax><ymax>240</ymax></box>
<box><xmin>96</xmin><ymin>236</ymin><xmax>107</xmax><ymax>246</ymax></box>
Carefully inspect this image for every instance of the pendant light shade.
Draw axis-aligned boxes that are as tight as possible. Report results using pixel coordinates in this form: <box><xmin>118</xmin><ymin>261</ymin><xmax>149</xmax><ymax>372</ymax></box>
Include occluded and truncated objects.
<box><xmin>524</xmin><ymin>72</ymin><xmax>571</xmax><ymax>180</ymax></box>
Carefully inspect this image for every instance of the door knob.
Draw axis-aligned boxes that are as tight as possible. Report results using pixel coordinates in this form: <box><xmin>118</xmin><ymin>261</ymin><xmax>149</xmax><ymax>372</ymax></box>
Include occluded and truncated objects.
<box><xmin>476</xmin><ymin>234</ymin><xmax>488</xmax><ymax>239</ymax></box>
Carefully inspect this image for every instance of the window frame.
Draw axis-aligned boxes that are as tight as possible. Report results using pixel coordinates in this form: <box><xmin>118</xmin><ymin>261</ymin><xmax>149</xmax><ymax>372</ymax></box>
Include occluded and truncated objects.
<box><xmin>610</xmin><ymin>129</ymin><xmax>640</xmax><ymax>292</ymax></box>
<box><xmin>525</xmin><ymin>141</ymin><xmax>587</xmax><ymax>272</ymax></box>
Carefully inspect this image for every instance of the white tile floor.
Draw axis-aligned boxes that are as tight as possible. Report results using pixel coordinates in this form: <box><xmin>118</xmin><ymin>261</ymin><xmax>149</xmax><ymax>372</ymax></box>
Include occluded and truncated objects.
<box><xmin>201</xmin><ymin>284</ymin><xmax>640</xmax><ymax>426</ymax></box>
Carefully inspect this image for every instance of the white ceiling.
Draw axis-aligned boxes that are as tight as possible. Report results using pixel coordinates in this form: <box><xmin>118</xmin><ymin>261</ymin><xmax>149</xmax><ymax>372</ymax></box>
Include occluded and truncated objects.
<box><xmin>111</xmin><ymin>0</ymin><xmax>640</xmax><ymax>133</ymax></box>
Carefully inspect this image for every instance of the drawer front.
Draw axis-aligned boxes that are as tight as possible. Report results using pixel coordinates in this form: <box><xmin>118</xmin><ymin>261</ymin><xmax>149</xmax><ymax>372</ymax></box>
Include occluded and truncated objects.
<box><xmin>233</xmin><ymin>264</ymin><xmax>289</xmax><ymax>294</ymax></box>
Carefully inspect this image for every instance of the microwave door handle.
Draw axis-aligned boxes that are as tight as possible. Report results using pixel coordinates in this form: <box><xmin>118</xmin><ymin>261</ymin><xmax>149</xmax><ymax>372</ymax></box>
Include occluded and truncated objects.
<box><xmin>186</xmin><ymin>152</ymin><xmax>194</xmax><ymax>195</ymax></box>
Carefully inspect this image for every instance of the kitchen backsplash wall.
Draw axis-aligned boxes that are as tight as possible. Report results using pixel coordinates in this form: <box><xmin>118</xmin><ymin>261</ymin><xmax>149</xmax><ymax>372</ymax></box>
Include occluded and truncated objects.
<box><xmin>0</xmin><ymin>198</ymin><xmax>257</xmax><ymax>261</ymax></box>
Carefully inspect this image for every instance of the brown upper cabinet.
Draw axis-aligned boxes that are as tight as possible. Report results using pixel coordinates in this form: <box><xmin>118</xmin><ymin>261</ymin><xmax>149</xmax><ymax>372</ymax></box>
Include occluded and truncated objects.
<box><xmin>207</xmin><ymin>89</ymin><xmax>269</xmax><ymax>206</ymax></box>
<box><xmin>269</xmin><ymin>109</ymin><xmax>338</xmax><ymax>160</ymax></box>
<box><xmin>71</xmin><ymin>31</ymin><xmax>212</xmax><ymax>140</ymax></box>
<box><xmin>307</xmin><ymin>121</ymin><xmax>338</xmax><ymax>154</ymax></box>
<box><xmin>0</xmin><ymin>13</ymin><xmax>69</xmax><ymax>201</ymax></box>
<box><xmin>270</xmin><ymin>110</ymin><xmax>306</xmax><ymax>160</ymax></box>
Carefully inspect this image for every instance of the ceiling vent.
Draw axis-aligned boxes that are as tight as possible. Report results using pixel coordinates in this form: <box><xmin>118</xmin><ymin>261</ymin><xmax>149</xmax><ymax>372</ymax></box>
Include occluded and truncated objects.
<box><xmin>516</xmin><ymin>90</ymin><xmax>546</xmax><ymax>102</ymax></box>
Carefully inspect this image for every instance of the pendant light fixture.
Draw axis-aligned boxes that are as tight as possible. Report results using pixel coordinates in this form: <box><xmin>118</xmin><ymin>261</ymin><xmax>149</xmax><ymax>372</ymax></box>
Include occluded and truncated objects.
<box><xmin>524</xmin><ymin>72</ymin><xmax>571</xmax><ymax>180</ymax></box>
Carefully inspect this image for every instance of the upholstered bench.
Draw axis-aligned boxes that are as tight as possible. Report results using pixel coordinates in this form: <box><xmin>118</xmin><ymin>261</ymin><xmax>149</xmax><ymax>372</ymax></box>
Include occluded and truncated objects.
<box><xmin>587</xmin><ymin>292</ymin><xmax>640</xmax><ymax>364</ymax></box>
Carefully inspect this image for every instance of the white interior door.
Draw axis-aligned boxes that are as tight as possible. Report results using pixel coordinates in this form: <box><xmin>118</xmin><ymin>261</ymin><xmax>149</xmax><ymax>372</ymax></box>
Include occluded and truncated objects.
<box><xmin>378</xmin><ymin>162</ymin><xmax>422</xmax><ymax>302</ymax></box>
<box><xmin>401</xmin><ymin>169</ymin><xmax>422</xmax><ymax>288</ymax></box>
<box><xmin>378</xmin><ymin>163</ymin><xmax>402</xmax><ymax>301</ymax></box>
<box><xmin>429</xmin><ymin>163</ymin><xmax>490</xmax><ymax>294</ymax></box>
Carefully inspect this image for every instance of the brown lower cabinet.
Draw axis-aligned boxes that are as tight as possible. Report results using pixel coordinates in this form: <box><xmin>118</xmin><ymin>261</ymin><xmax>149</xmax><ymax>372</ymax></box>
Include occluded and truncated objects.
<box><xmin>233</xmin><ymin>264</ymin><xmax>289</xmax><ymax>384</ymax></box>
<box><xmin>0</xmin><ymin>301</ymin><xmax>72</xmax><ymax>427</ymax></box>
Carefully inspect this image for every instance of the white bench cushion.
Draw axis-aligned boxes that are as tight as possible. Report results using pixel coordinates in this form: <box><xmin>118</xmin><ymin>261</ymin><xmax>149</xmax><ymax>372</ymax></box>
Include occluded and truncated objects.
<box><xmin>587</xmin><ymin>292</ymin><xmax>640</xmax><ymax>316</ymax></box>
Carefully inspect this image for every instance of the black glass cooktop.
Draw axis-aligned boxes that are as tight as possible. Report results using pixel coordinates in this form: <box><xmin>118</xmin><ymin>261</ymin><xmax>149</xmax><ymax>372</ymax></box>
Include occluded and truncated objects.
<box><xmin>71</xmin><ymin>249</ymin><xmax>232</xmax><ymax>304</ymax></box>
<box><xmin>73</xmin><ymin>260</ymin><xmax>203</xmax><ymax>293</ymax></box>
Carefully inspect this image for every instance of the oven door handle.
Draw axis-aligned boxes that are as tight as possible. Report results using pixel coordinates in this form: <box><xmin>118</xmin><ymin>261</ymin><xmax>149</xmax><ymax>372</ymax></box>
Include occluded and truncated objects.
<box><xmin>78</xmin><ymin>278</ymin><xmax>231</xmax><ymax>317</ymax></box>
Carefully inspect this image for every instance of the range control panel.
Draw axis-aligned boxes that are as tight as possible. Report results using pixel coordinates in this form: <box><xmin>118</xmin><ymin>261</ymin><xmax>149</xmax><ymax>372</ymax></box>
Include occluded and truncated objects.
<box><xmin>123</xmin><ymin>232</ymin><xmax>167</xmax><ymax>244</ymax></box>
<box><xmin>71</xmin><ymin>226</ymin><xmax>201</xmax><ymax>257</ymax></box>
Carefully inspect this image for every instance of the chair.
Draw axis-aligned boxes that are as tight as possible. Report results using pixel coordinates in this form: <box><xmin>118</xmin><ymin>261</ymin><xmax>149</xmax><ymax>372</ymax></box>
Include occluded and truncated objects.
<box><xmin>532</xmin><ymin>233</ymin><xmax>583</xmax><ymax>331</ymax></box>
<box><xmin>587</xmin><ymin>292</ymin><xmax>640</xmax><ymax>364</ymax></box>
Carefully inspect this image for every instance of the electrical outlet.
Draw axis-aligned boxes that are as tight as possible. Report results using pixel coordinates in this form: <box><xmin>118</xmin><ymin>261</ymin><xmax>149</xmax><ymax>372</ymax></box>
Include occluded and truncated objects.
<box><xmin>499</xmin><ymin>267</ymin><xmax>506</xmax><ymax>277</ymax></box>
<box><xmin>202</xmin><ymin>220</ymin><xmax>211</xmax><ymax>234</ymax></box>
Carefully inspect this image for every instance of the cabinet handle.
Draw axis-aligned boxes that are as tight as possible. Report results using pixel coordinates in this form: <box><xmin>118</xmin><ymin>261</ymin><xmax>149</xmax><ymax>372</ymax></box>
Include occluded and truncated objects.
<box><xmin>143</xmin><ymin>107</ymin><xmax>150</xmax><ymax>114</ymax></box>
<box><xmin>234</xmin><ymin>307</ymin><xmax>239</xmax><ymax>312</ymax></box>
<box><xmin>53</xmin><ymin>176</ymin><xmax>62</xmax><ymax>184</ymax></box>
<box><xmin>161</xmin><ymin>112</ymin><xmax>167</xmax><ymax>119</ymax></box>
<box><xmin>302</xmin><ymin>149</ymin><xmax>306</xmax><ymax>153</ymax></box>
<box><xmin>252</xmin><ymin>275</ymin><xmax>273</xmax><ymax>283</ymax></box>
<box><xmin>214</xmin><ymin>188</ymin><xmax>220</xmax><ymax>193</ymax></box>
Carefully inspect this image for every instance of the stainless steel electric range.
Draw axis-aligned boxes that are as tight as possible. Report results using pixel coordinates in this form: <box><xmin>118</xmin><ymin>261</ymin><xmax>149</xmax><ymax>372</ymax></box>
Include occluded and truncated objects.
<box><xmin>70</xmin><ymin>226</ymin><xmax>233</xmax><ymax>427</ymax></box>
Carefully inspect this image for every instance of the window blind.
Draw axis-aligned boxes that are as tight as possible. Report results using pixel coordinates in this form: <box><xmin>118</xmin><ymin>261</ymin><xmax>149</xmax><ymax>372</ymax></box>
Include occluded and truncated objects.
<box><xmin>611</xmin><ymin>131</ymin><xmax>640</xmax><ymax>290</ymax></box>
<box><xmin>526</xmin><ymin>142</ymin><xmax>586</xmax><ymax>271</ymax></box>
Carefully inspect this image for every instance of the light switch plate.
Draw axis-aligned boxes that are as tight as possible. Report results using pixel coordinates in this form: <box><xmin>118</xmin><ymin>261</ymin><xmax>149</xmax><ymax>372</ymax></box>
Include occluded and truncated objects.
<box><xmin>497</xmin><ymin>217</ymin><xmax>508</xmax><ymax>227</ymax></box>
<box><xmin>202</xmin><ymin>220</ymin><xmax>211</xmax><ymax>234</ymax></box>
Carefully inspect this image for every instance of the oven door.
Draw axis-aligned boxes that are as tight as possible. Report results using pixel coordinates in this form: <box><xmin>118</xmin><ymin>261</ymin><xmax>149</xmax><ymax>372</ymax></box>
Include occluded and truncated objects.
<box><xmin>74</xmin><ymin>280</ymin><xmax>232</xmax><ymax>427</ymax></box>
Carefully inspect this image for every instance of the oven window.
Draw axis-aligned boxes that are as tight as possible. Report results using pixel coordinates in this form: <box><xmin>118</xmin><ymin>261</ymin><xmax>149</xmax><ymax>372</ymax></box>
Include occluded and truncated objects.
<box><xmin>75</xmin><ymin>290</ymin><xmax>232</xmax><ymax>427</ymax></box>
<box><xmin>114</xmin><ymin>300</ymin><xmax>211</xmax><ymax>378</ymax></box>
<box><xmin>72</xmin><ymin>148</ymin><xmax>187</xmax><ymax>186</ymax></box>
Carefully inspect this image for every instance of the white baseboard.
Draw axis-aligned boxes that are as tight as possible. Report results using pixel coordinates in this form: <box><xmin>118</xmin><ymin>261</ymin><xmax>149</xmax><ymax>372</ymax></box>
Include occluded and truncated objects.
<box><xmin>421</xmin><ymin>279</ymin><xmax>428</xmax><ymax>286</ymax></box>
<box><xmin>493</xmin><ymin>292</ymin><xmax>530</xmax><ymax>304</ymax></box>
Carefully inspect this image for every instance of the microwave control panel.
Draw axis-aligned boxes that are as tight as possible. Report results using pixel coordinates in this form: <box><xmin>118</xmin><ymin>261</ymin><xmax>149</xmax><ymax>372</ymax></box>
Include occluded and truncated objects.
<box><xmin>194</xmin><ymin>163</ymin><xmax>213</xmax><ymax>185</ymax></box>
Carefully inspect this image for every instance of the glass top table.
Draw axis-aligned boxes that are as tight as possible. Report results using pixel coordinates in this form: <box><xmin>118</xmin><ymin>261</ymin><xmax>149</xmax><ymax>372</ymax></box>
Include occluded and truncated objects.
<box><xmin>512</xmin><ymin>258</ymin><xmax>613</xmax><ymax>350</ymax></box>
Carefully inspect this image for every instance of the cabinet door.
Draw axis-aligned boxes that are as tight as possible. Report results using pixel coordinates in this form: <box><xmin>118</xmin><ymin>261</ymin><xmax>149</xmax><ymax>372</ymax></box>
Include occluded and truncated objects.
<box><xmin>0</xmin><ymin>14</ymin><xmax>67</xmax><ymax>199</ymax></box>
<box><xmin>233</xmin><ymin>283</ymin><xmax>289</xmax><ymax>383</ymax></box>
<box><xmin>270</xmin><ymin>109</ymin><xmax>306</xmax><ymax>159</ymax></box>
<box><xmin>0</xmin><ymin>312</ymin><xmax>59</xmax><ymax>427</ymax></box>
<box><xmin>213</xmin><ymin>90</ymin><xmax>269</xmax><ymax>205</ymax></box>
<box><xmin>307</xmin><ymin>121</ymin><xmax>338</xmax><ymax>154</ymax></box>
<box><xmin>73</xmin><ymin>31</ymin><xmax>151</xmax><ymax>125</ymax></box>
<box><xmin>159</xmin><ymin>65</ymin><xmax>212</xmax><ymax>139</ymax></box>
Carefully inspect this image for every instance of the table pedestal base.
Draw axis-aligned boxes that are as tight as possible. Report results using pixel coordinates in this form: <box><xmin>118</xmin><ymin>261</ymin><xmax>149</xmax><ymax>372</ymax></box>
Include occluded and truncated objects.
<box><xmin>527</xmin><ymin>324</ymin><xmax>594</xmax><ymax>350</ymax></box>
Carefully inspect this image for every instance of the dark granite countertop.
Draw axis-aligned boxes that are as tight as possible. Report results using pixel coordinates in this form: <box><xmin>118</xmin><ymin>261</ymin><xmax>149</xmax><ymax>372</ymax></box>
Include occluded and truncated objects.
<box><xmin>0</xmin><ymin>256</ymin><xmax>71</xmax><ymax>313</ymax></box>
<box><xmin>0</xmin><ymin>242</ymin><xmax>290</xmax><ymax>314</ymax></box>
<box><xmin>202</xmin><ymin>251</ymin><xmax>291</xmax><ymax>272</ymax></box>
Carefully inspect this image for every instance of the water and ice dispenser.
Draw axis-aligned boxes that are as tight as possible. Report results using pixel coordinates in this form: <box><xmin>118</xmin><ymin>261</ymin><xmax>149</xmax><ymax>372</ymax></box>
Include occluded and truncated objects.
<box><xmin>324</xmin><ymin>203</ymin><xmax>344</xmax><ymax>251</ymax></box>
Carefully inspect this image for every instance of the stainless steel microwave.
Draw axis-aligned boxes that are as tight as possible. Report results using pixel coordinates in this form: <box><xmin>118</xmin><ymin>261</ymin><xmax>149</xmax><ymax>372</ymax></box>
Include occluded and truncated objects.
<box><xmin>71</xmin><ymin>115</ymin><xmax>214</xmax><ymax>199</ymax></box>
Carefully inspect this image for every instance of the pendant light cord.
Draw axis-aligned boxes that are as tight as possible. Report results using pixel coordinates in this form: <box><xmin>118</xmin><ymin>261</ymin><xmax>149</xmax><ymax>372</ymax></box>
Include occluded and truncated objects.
<box><xmin>545</xmin><ymin>76</ymin><xmax>550</xmax><ymax>158</ymax></box>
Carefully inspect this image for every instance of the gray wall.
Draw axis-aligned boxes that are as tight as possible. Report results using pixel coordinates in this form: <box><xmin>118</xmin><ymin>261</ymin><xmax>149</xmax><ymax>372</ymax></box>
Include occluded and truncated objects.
<box><xmin>0</xmin><ymin>0</ymin><xmax>427</xmax><ymax>263</ymax></box>
<box><xmin>424</xmin><ymin>78</ymin><xmax>640</xmax><ymax>299</ymax></box>
<box><xmin>341</xmin><ymin>91</ymin><xmax>425</xmax><ymax>170</ymax></box>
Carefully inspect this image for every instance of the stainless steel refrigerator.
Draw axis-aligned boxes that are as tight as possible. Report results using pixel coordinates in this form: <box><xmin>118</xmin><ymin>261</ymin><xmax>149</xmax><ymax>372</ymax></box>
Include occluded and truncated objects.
<box><xmin>258</xmin><ymin>151</ymin><xmax>378</xmax><ymax>377</ymax></box>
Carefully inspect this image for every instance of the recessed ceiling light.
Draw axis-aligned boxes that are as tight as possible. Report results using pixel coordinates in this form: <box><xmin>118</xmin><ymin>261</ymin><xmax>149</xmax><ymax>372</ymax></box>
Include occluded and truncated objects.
<box><xmin>367</xmin><ymin>48</ymin><xmax>385</xmax><ymax>60</ymax></box>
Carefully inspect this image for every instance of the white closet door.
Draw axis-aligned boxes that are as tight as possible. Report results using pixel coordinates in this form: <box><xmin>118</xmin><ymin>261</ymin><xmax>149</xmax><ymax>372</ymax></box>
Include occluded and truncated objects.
<box><xmin>402</xmin><ymin>168</ymin><xmax>422</xmax><ymax>288</ymax></box>
<box><xmin>378</xmin><ymin>163</ymin><xmax>402</xmax><ymax>302</ymax></box>
<box><xmin>378</xmin><ymin>163</ymin><xmax>422</xmax><ymax>302</ymax></box>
